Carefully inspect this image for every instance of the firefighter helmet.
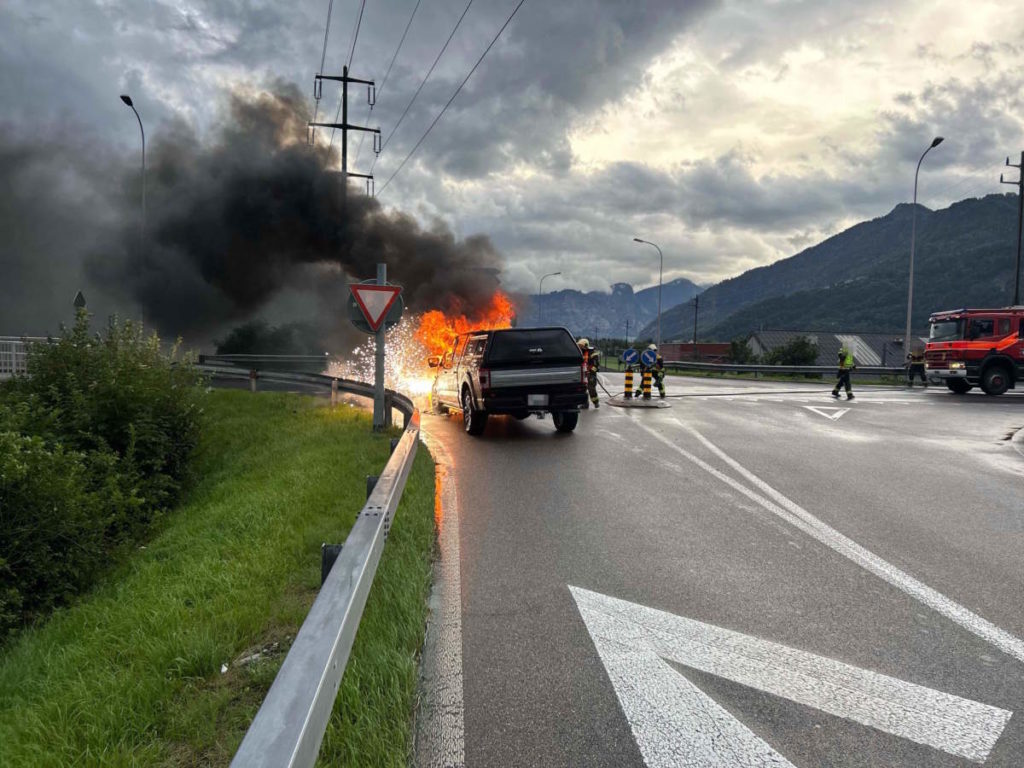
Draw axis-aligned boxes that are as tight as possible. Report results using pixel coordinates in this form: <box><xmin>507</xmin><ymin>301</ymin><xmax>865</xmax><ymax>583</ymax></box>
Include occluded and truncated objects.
<box><xmin>578</xmin><ymin>338</ymin><xmax>590</xmax><ymax>349</ymax></box>
<box><xmin>647</xmin><ymin>343</ymin><xmax>657</xmax><ymax>351</ymax></box>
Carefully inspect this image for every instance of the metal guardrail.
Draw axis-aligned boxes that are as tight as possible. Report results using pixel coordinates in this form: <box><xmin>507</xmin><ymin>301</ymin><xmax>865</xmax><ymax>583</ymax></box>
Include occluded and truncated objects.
<box><xmin>197</xmin><ymin>365</ymin><xmax>420</xmax><ymax>768</ymax></box>
<box><xmin>661</xmin><ymin>360</ymin><xmax>906</xmax><ymax>377</ymax></box>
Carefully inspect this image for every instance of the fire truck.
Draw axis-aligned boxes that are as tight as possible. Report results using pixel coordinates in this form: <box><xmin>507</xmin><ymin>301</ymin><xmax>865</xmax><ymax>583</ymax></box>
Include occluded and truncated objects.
<box><xmin>924</xmin><ymin>307</ymin><xmax>1024</xmax><ymax>395</ymax></box>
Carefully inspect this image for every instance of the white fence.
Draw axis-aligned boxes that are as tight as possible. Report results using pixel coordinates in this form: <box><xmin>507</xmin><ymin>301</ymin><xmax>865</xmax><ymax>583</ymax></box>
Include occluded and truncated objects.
<box><xmin>0</xmin><ymin>337</ymin><xmax>46</xmax><ymax>379</ymax></box>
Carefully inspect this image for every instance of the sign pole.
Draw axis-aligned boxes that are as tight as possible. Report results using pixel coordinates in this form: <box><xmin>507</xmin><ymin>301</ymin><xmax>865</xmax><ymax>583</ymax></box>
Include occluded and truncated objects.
<box><xmin>373</xmin><ymin>263</ymin><xmax>386</xmax><ymax>431</ymax></box>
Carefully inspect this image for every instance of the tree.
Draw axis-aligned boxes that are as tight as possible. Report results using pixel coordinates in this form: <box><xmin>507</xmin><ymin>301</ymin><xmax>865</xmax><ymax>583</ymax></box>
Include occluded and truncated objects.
<box><xmin>764</xmin><ymin>336</ymin><xmax>818</xmax><ymax>366</ymax></box>
<box><xmin>729</xmin><ymin>337</ymin><xmax>757</xmax><ymax>363</ymax></box>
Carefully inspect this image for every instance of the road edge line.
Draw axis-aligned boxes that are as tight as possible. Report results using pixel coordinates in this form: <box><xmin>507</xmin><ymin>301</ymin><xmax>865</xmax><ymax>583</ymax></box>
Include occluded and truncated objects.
<box><xmin>413</xmin><ymin>431</ymin><xmax>465</xmax><ymax>768</ymax></box>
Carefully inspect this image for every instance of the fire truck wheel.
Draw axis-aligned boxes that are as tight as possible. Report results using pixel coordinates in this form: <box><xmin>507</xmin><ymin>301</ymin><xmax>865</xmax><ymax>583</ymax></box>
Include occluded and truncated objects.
<box><xmin>945</xmin><ymin>379</ymin><xmax>971</xmax><ymax>394</ymax></box>
<box><xmin>981</xmin><ymin>365</ymin><xmax>1011</xmax><ymax>396</ymax></box>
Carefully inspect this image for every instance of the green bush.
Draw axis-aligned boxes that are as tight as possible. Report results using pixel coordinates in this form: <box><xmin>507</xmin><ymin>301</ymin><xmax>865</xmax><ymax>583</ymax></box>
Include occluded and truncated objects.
<box><xmin>0</xmin><ymin>312</ymin><xmax>204</xmax><ymax>641</ymax></box>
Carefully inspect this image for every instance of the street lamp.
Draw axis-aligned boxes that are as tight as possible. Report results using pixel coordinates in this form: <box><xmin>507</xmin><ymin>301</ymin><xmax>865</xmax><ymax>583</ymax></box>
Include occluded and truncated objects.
<box><xmin>633</xmin><ymin>237</ymin><xmax>664</xmax><ymax>350</ymax></box>
<box><xmin>903</xmin><ymin>136</ymin><xmax>943</xmax><ymax>363</ymax></box>
<box><xmin>120</xmin><ymin>94</ymin><xmax>146</xmax><ymax>264</ymax></box>
<box><xmin>538</xmin><ymin>271</ymin><xmax>561</xmax><ymax>325</ymax></box>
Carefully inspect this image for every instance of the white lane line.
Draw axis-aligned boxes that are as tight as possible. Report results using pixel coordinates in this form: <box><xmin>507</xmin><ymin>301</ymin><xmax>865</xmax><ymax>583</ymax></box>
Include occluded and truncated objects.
<box><xmin>571</xmin><ymin>586</ymin><xmax>1012</xmax><ymax>765</ymax></box>
<box><xmin>415</xmin><ymin>433</ymin><xmax>465</xmax><ymax>768</ymax></box>
<box><xmin>629</xmin><ymin>415</ymin><xmax>1024</xmax><ymax>665</ymax></box>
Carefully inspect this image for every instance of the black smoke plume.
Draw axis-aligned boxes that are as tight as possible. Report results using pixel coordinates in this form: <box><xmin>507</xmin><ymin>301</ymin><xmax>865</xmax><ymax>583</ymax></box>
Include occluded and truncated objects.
<box><xmin>85</xmin><ymin>81</ymin><xmax>504</xmax><ymax>345</ymax></box>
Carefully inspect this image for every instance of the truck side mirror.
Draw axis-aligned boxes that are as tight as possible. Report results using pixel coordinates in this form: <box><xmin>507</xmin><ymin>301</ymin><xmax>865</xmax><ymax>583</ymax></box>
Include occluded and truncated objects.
<box><xmin>427</xmin><ymin>355</ymin><xmax>441</xmax><ymax>368</ymax></box>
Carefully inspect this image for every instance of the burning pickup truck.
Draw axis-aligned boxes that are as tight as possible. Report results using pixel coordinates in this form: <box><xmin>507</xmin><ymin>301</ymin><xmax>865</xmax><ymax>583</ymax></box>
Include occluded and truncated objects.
<box><xmin>428</xmin><ymin>327</ymin><xmax>588</xmax><ymax>435</ymax></box>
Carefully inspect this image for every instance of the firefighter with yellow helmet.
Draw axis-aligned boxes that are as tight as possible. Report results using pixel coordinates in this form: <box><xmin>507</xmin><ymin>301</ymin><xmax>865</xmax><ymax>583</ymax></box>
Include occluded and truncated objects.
<box><xmin>578</xmin><ymin>338</ymin><xmax>600</xmax><ymax>408</ymax></box>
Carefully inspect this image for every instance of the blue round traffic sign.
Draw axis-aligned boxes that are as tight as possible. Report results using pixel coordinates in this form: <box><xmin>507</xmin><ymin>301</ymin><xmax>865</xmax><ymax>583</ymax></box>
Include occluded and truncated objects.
<box><xmin>640</xmin><ymin>348</ymin><xmax>657</xmax><ymax>367</ymax></box>
<box><xmin>622</xmin><ymin>348</ymin><xmax>639</xmax><ymax>364</ymax></box>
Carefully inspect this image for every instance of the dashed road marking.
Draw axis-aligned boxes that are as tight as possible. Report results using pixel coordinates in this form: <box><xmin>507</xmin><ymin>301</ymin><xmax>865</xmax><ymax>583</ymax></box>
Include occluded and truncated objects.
<box><xmin>571</xmin><ymin>586</ymin><xmax>1012</xmax><ymax>765</ymax></box>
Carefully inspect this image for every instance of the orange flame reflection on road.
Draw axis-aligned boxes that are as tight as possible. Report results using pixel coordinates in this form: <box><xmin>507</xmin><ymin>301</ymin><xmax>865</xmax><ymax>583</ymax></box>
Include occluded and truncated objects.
<box><xmin>415</xmin><ymin>291</ymin><xmax>516</xmax><ymax>357</ymax></box>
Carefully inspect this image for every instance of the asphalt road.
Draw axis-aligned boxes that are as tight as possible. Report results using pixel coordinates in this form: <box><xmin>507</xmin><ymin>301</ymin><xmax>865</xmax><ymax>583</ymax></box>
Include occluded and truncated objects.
<box><xmin>415</xmin><ymin>375</ymin><xmax>1024</xmax><ymax>767</ymax></box>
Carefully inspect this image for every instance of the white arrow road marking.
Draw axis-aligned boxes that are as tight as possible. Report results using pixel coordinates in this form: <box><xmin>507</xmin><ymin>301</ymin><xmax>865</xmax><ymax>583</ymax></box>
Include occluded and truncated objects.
<box><xmin>803</xmin><ymin>406</ymin><xmax>850</xmax><ymax>421</ymax></box>
<box><xmin>570</xmin><ymin>586</ymin><xmax>1013</xmax><ymax>765</ymax></box>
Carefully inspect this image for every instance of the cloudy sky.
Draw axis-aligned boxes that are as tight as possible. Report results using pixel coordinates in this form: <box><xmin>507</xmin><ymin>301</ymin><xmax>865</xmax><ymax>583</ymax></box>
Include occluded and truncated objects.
<box><xmin>3</xmin><ymin>0</ymin><xmax>1024</xmax><ymax>327</ymax></box>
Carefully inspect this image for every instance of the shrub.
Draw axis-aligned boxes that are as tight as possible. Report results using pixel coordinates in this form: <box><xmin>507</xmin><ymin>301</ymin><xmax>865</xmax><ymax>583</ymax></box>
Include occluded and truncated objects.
<box><xmin>0</xmin><ymin>312</ymin><xmax>204</xmax><ymax>640</ymax></box>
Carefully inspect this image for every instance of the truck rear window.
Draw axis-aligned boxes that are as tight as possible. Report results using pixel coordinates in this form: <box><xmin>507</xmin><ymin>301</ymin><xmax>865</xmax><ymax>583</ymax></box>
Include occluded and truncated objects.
<box><xmin>486</xmin><ymin>329</ymin><xmax>582</xmax><ymax>364</ymax></box>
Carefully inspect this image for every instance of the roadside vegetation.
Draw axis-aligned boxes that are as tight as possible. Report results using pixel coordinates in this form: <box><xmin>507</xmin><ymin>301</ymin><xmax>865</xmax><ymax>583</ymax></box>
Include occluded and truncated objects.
<box><xmin>0</xmin><ymin>312</ymin><xmax>204</xmax><ymax>642</ymax></box>
<box><xmin>0</xmin><ymin>388</ymin><xmax>435</xmax><ymax>766</ymax></box>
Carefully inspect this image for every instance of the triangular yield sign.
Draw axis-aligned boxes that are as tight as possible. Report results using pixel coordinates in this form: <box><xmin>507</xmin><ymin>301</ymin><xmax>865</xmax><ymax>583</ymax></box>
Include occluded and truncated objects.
<box><xmin>350</xmin><ymin>284</ymin><xmax>401</xmax><ymax>331</ymax></box>
<box><xmin>804</xmin><ymin>406</ymin><xmax>849</xmax><ymax>421</ymax></box>
<box><xmin>569</xmin><ymin>585</ymin><xmax>1011</xmax><ymax>765</ymax></box>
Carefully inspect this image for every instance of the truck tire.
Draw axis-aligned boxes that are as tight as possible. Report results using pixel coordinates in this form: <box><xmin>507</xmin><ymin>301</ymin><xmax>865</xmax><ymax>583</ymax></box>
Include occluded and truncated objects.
<box><xmin>945</xmin><ymin>379</ymin><xmax>971</xmax><ymax>394</ymax></box>
<box><xmin>552</xmin><ymin>411</ymin><xmax>579</xmax><ymax>433</ymax></box>
<box><xmin>981</xmin><ymin>365</ymin><xmax>1011</xmax><ymax>396</ymax></box>
<box><xmin>462</xmin><ymin>388</ymin><xmax>487</xmax><ymax>435</ymax></box>
<box><xmin>430</xmin><ymin>390</ymin><xmax>447</xmax><ymax>415</ymax></box>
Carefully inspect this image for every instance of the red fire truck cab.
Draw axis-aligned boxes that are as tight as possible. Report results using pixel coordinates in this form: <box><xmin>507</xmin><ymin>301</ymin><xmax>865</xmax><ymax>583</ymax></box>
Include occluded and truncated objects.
<box><xmin>925</xmin><ymin>307</ymin><xmax>1024</xmax><ymax>395</ymax></box>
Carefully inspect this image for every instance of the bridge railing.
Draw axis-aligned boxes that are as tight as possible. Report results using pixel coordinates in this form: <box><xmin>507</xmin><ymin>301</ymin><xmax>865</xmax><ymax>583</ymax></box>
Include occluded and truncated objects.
<box><xmin>197</xmin><ymin>364</ymin><xmax>420</xmax><ymax>768</ymax></box>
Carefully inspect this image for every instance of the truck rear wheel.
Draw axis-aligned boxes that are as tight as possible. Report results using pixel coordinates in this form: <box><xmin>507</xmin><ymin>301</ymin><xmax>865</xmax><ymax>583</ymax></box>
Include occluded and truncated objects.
<box><xmin>552</xmin><ymin>411</ymin><xmax>578</xmax><ymax>433</ymax></box>
<box><xmin>945</xmin><ymin>379</ymin><xmax>971</xmax><ymax>394</ymax></box>
<box><xmin>981</xmin><ymin>365</ymin><xmax>1011</xmax><ymax>396</ymax></box>
<box><xmin>462</xmin><ymin>388</ymin><xmax>487</xmax><ymax>435</ymax></box>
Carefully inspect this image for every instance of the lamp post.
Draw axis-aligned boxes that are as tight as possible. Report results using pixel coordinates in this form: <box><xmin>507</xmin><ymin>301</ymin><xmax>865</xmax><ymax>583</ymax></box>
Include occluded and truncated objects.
<box><xmin>538</xmin><ymin>271</ymin><xmax>561</xmax><ymax>326</ymax></box>
<box><xmin>120</xmin><ymin>95</ymin><xmax>146</xmax><ymax>251</ymax></box>
<box><xmin>904</xmin><ymin>136</ymin><xmax>943</xmax><ymax>361</ymax></box>
<box><xmin>633</xmin><ymin>237</ymin><xmax>663</xmax><ymax>350</ymax></box>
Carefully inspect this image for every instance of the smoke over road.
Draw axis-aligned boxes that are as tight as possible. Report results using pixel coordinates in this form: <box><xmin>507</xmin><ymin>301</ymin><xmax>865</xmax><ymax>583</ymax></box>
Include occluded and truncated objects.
<box><xmin>2</xmin><ymin>81</ymin><xmax>505</xmax><ymax>344</ymax></box>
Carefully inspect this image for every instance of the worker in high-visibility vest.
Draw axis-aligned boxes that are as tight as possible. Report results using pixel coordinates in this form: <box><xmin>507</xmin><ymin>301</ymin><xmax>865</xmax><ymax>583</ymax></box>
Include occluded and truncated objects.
<box><xmin>578</xmin><ymin>338</ymin><xmax>600</xmax><ymax>408</ymax></box>
<box><xmin>831</xmin><ymin>345</ymin><xmax>856</xmax><ymax>400</ymax></box>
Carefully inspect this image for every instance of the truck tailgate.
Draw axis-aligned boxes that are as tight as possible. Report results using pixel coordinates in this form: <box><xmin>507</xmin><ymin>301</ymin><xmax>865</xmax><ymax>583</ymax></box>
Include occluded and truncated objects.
<box><xmin>490</xmin><ymin>366</ymin><xmax>581</xmax><ymax>387</ymax></box>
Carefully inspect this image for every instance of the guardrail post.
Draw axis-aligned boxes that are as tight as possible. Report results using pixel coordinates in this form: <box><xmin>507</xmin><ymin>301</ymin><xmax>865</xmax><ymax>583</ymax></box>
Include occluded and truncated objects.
<box><xmin>320</xmin><ymin>543</ymin><xmax>343</xmax><ymax>586</ymax></box>
<box><xmin>366</xmin><ymin>475</ymin><xmax>378</xmax><ymax>499</ymax></box>
<box><xmin>331</xmin><ymin>378</ymin><xmax>338</xmax><ymax>407</ymax></box>
<box><xmin>390</xmin><ymin>437</ymin><xmax>399</xmax><ymax>454</ymax></box>
<box><xmin>249</xmin><ymin>369</ymin><xmax>258</xmax><ymax>393</ymax></box>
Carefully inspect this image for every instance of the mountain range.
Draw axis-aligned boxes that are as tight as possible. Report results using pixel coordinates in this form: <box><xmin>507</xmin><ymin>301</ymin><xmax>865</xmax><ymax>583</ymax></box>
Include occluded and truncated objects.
<box><xmin>638</xmin><ymin>193</ymin><xmax>1022</xmax><ymax>342</ymax></box>
<box><xmin>525</xmin><ymin>278</ymin><xmax>703</xmax><ymax>338</ymax></box>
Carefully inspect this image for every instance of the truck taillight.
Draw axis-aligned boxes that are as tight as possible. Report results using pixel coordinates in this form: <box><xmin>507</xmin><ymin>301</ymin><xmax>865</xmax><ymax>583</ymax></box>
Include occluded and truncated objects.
<box><xmin>479</xmin><ymin>368</ymin><xmax>491</xmax><ymax>390</ymax></box>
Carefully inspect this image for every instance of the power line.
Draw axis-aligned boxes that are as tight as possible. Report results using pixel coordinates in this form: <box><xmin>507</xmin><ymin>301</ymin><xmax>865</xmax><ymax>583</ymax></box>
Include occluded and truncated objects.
<box><xmin>310</xmin><ymin>0</ymin><xmax>337</xmax><ymax>144</ymax></box>
<box><xmin>355</xmin><ymin>0</ymin><xmax>425</xmax><ymax>167</ymax></box>
<box><xmin>346</xmin><ymin>0</ymin><xmax>367</xmax><ymax>69</ymax></box>
<box><xmin>327</xmin><ymin>0</ymin><xmax>369</xmax><ymax>156</ymax></box>
<box><xmin>378</xmin><ymin>0</ymin><xmax>529</xmax><ymax>196</ymax></box>
<box><xmin>370</xmin><ymin>0</ymin><xmax>475</xmax><ymax>173</ymax></box>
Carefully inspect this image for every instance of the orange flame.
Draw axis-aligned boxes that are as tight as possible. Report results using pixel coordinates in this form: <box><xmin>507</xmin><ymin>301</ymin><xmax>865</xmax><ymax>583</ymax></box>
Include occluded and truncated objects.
<box><xmin>415</xmin><ymin>291</ymin><xmax>516</xmax><ymax>358</ymax></box>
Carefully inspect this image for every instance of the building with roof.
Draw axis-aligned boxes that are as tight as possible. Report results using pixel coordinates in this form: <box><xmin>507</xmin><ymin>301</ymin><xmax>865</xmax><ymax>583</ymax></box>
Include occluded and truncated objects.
<box><xmin>746</xmin><ymin>330</ymin><xmax>926</xmax><ymax>367</ymax></box>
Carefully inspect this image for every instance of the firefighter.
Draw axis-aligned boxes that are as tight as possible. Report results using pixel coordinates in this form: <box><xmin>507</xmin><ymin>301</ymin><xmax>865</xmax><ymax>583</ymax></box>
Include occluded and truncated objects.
<box><xmin>635</xmin><ymin>344</ymin><xmax>666</xmax><ymax>399</ymax></box>
<box><xmin>906</xmin><ymin>347</ymin><xmax>927</xmax><ymax>387</ymax></box>
<box><xmin>831</xmin><ymin>344</ymin><xmax>856</xmax><ymax>400</ymax></box>
<box><xmin>578</xmin><ymin>338</ymin><xmax>600</xmax><ymax>408</ymax></box>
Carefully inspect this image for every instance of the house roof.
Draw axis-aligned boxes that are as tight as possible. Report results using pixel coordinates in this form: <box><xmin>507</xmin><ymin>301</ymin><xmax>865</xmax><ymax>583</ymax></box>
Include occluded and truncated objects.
<box><xmin>747</xmin><ymin>330</ymin><xmax>924</xmax><ymax>366</ymax></box>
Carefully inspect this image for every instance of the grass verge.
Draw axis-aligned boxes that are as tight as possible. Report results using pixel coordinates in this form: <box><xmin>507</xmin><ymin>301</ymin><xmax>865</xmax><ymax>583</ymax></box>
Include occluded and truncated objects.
<box><xmin>0</xmin><ymin>390</ymin><xmax>435</xmax><ymax>767</ymax></box>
